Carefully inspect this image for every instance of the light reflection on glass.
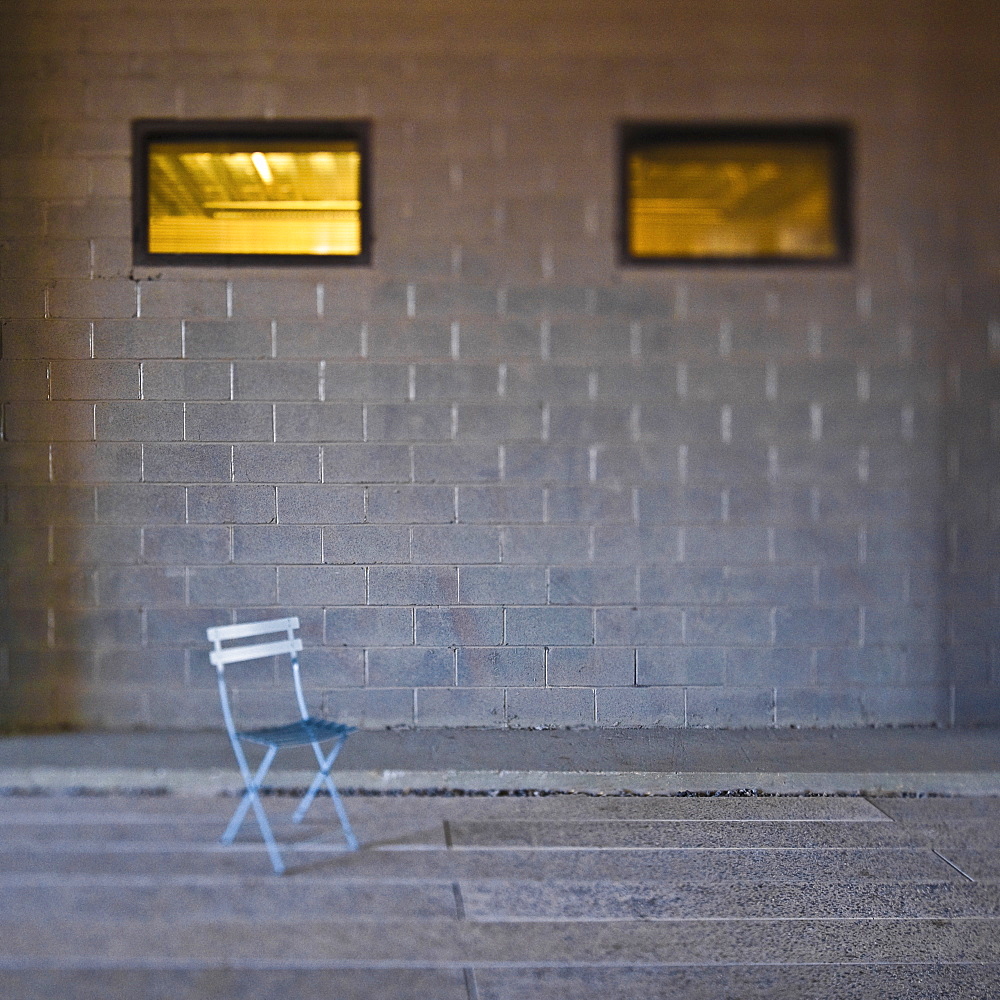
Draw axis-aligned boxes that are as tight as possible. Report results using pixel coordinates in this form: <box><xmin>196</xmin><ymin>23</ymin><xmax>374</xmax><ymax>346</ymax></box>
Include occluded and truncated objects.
<box><xmin>148</xmin><ymin>140</ymin><xmax>362</xmax><ymax>256</ymax></box>
<box><xmin>628</xmin><ymin>141</ymin><xmax>839</xmax><ymax>260</ymax></box>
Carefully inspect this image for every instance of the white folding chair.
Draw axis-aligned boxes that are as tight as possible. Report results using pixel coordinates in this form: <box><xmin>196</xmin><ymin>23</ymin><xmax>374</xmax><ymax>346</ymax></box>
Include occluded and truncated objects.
<box><xmin>206</xmin><ymin>616</ymin><xmax>358</xmax><ymax>874</ymax></box>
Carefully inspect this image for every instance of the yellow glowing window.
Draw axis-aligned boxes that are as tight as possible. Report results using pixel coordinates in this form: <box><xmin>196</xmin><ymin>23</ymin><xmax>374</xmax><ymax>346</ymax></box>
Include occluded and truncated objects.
<box><xmin>133</xmin><ymin>121</ymin><xmax>370</xmax><ymax>264</ymax></box>
<box><xmin>621</xmin><ymin>125</ymin><xmax>851</xmax><ymax>264</ymax></box>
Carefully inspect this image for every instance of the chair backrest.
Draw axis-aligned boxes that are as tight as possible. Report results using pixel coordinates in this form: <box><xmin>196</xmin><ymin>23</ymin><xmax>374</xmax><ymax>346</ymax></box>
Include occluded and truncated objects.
<box><xmin>206</xmin><ymin>617</ymin><xmax>308</xmax><ymax>730</ymax></box>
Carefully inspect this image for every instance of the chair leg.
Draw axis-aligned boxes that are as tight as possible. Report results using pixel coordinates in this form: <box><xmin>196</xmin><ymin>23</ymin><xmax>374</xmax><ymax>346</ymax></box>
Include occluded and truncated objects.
<box><xmin>294</xmin><ymin>737</ymin><xmax>358</xmax><ymax>850</ymax></box>
<box><xmin>222</xmin><ymin>744</ymin><xmax>286</xmax><ymax>875</ymax></box>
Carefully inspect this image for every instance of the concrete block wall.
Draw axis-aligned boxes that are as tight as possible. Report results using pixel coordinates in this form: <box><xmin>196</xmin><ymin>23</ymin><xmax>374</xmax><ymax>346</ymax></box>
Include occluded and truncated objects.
<box><xmin>1</xmin><ymin>0</ymin><xmax>997</xmax><ymax>730</ymax></box>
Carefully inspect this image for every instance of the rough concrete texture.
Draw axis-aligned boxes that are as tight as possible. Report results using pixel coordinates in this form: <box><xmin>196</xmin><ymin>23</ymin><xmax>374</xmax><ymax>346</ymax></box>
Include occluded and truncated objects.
<box><xmin>1</xmin><ymin>790</ymin><xmax>1000</xmax><ymax>998</ymax></box>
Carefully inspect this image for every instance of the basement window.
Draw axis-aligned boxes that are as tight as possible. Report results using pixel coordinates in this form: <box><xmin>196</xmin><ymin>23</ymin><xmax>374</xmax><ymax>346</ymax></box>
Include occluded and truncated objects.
<box><xmin>132</xmin><ymin>120</ymin><xmax>371</xmax><ymax>266</ymax></box>
<box><xmin>620</xmin><ymin>123</ymin><xmax>851</xmax><ymax>265</ymax></box>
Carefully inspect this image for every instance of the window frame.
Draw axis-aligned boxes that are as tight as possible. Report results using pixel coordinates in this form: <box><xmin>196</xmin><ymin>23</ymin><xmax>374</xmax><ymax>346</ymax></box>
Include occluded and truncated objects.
<box><xmin>618</xmin><ymin>121</ymin><xmax>853</xmax><ymax>267</ymax></box>
<box><xmin>131</xmin><ymin>118</ymin><xmax>372</xmax><ymax>267</ymax></box>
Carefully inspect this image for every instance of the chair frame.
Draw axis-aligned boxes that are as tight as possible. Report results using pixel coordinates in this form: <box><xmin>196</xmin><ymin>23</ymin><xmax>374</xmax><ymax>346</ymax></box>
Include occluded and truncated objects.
<box><xmin>207</xmin><ymin>616</ymin><xmax>358</xmax><ymax>874</ymax></box>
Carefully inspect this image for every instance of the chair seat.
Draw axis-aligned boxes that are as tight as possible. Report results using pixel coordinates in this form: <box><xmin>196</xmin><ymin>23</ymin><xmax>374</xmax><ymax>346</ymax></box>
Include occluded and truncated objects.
<box><xmin>237</xmin><ymin>717</ymin><xmax>356</xmax><ymax>748</ymax></box>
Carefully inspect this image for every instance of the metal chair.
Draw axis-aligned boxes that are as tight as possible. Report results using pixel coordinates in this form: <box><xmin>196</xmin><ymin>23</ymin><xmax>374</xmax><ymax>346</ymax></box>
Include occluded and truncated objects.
<box><xmin>206</xmin><ymin>616</ymin><xmax>358</xmax><ymax>874</ymax></box>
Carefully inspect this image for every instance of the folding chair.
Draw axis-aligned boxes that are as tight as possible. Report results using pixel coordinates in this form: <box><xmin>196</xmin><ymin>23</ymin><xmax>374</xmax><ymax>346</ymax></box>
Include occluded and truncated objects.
<box><xmin>206</xmin><ymin>616</ymin><xmax>358</xmax><ymax>874</ymax></box>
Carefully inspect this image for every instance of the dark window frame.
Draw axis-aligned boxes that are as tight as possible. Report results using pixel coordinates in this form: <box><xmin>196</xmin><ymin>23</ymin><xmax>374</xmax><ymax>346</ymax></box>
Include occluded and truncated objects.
<box><xmin>132</xmin><ymin>118</ymin><xmax>372</xmax><ymax>267</ymax></box>
<box><xmin>618</xmin><ymin>122</ymin><xmax>853</xmax><ymax>267</ymax></box>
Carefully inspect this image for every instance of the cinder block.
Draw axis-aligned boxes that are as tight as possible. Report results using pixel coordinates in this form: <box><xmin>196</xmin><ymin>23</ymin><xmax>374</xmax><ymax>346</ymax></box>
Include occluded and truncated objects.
<box><xmin>640</xmin><ymin>566</ymin><xmax>727</xmax><ymax>605</ymax></box>
<box><xmin>297</xmin><ymin>647</ymin><xmax>365</xmax><ymax>688</ymax></box>
<box><xmin>7</xmin><ymin>565</ymin><xmax>94</xmax><ymax>608</ymax></box>
<box><xmin>817</xmin><ymin>566</ymin><xmax>907</xmax><ymax>606</ymax></box>
<box><xmin>183</xmin><ymin>321</ymin><xmax>271</xmax><ymax>360</ymax></box>
<box><xmin>97</xmin><ymin>647</ymin><xmax>185</xmax><ymax>688</ymax></box>
<box><xmin>232</xmin><ymin>525</ymin><xmax>322</xmax><ymax>565</ymax></box>
<box><xmin>549</xmin><ymin>566</ymin><xmax>637</xmax><ymax>605</ymax></box>
<box><xmin>411</xmin><ymin>524</ymin><xmax>499</xmax><ymax>563</ymax></box>
<box><xmin>275</xmin><ymin>403</ymin><xmax>362</xmax><ymax>442</ymax></box>
<box><xmin>413</xmin><ymin>443</ymin><xmax>499</xmax><ymax>483</ymax></box>
<box><xmin>187</xmin><ymin>484</ymin><xmax>276</xmax><ymax>524</ymax></box>
<box><xmin>727</xmin><ymin>647</ymin><xmax>814</xmax><ymax>685</ymax></box>
<box><xmin>0</xmin><ymin>442</ymin><xmax>48</xmax><ymax>484</ymax></box>
<box><xmin>231</xmin><ymin>360</ymin><xmax>320</xmax><ymax>401</ymax></box>
<box><xmin>323</xmin><ymin>525</ymin><xmax>410</xmax><ymax>564</ymax></box>
<box><xmin>321</xmin><ymin>363</ymin><xmax>410</xmax><ymax>402</ymax></box>
<box><xmin>6</xmin><ymin>484</ymin><xmax>95</xmax><ymax>524</ymax></box>
<box><xmin>142</xmin><ymin>525</ymin><xmax>229</xmax><ymax>565</ymax></box>
<box><xmin>592</xmin><ymin>526</ymin><xmax>677</xmax><ymax>566</ymax></box>
<box><xmin>322</xmin><ymin>443</ymin><xmax>412</xmax><ymax>483</ymax></box>
<box><xmin>457</xmin><ymin>485</ymin><xmax>543</xmax><ymax>523</ymax></box>
<box><xmin>56</xmin><ymin>608</ymin><xmax>143</xmax><ymax>648</ymax></box>
<box><xmin>503</xmin><ymin>443</ymin><xmax>590</xmax><ymax>484</ymax></box>
<box><xmin>504</xmin><ymin>285</ymin><xmax>588</xmax><ymax>317</ymax></box>
<box><xmin>638</xmin><ymin>647</ymin><xmax>725</xmax><ymax>685</ymax></box>
<box><xmin>95</xmin><ymin>401</ymin><xmax>182</xmax><ymax>441</ymax></box>
<box><xmin>596</xmin><ymin>607</ymin><xmax>683</xmax><ymax>645</ymax></box>
<box><xmin>415</xmin><ymin>607</ymin><xmax>503</xmax><ymax>646</ymax></box>
<box><xmin>96</xmin><ymin>484</ymin><xmax>185</xmax><ymax>523</ymax></box>
<box><xmin>686</xmin><ymin>686</ymin><xmax>774</xmax><ymax>727</ymax></box>
<box><xmin>97</xmin><ymin>566</ymin><xmax>185</xmax><ymax>607</ymax></box>
<box><xmin>47</xmin><ymin>278</ymin><xmax>135</xmax><ymax>320</ymax></box>
<box><xmin>596</xmin><ymin>686</ymin><xmax>685</xmax><ymax>727</ymax></box>
<box><xmin>49</xmin><ymin>524</ymin><xmax>140</xmax><ymax>565</ymax></box>
<box><xmin>547</xmin><ymin>404</ymin><xmax>631</xmax><ymax>442</ymax></box>
<box><xmin>188</xmin><ymin>566</ymin><xmax>276</xmax><ymax>605</ymax></box>
<box><xmin>143</xmin><ymin>443</ymin><xmax>231</xmax><ymax>483</ymax></box>
<box><xmin>814</xmin><ymin>646</ymin><xmax>908</xmax><ymax>687</ymax></box>
<box><xmin>546</xmin><ymin>486</ymin><xmax>634</xmax><ymax>524</ymax></box>
<box><xmin>636</xmin><ymin>486</ymin><xmax>723</xmax><ymax>524</ymax></box>
<box><xmin>458</xmin><ymin>565</ymin><xmax>547</xmax><ymax>605</ymax></box>
<box><xmin>276</xmin><ymin>485</ymin><xmax>363</xmax><ymax>524</ymax></box>
<box><xmin>683</xmin><ymin>526</ymin><xmax>771</xmax><ymax>565</ymax></box>
<box><xmin>366</xmin><ymin>647</ymin><xmax>453</xmax><ymax>686</ymax></box>
<box><xmin>278</xmin><ymin>565</ymin><xmax>366</xmax><ymax>605</ymax></box>
<box><xmin>0</xmin><ymin>361</ymin><xmax>48</xmax><ymax>400</ymax></box>
<box><xmin>367</xmin><ymin>485</ymin><xmax>454</xmax><ymax>524</ymax></box>
<box><xmin>51</xmin><ymin>442</ymin><xmax>141</xmax><ymax>483</ymax></box>
<box><xmin>274</xmin><ymin>320</ymin><xmax>364</xmax><ymax>359</ymax></box>
<box><xmin>456</xmin><ymin>404</ymin><xmax>542</xmax><ymax>440</ymax></box>
<box><xmin>185</xmin><ymin>403</ymin><xmax>273</xmax><ymax>442</ymax></box>
<box><xmin>228</xmin><ymin>279</ymin><xmax>322</xmax><ymax>320</ymax></box>
<box><xmin>416</xmin><ymin>687</ymin><xmax>505</xmax><ymax>726</ymax></box>
<box><xmin>686</xmin><ymin>607</ymin><xmax>772</xmax><ymax>646</ymax></box>
<box><xmin>145</xmin><ymin>607</ymin><xmax>232</xmax><ymax>648</ymax></box>
<box><xmin>506</xmin><ymin>686</ymin><xmax>595</xmax><ymax>728</ymax></box>
<box><xmin>0</xmin><ymin>319</ymin><xmax>91</xmax><ymax>359</ymax></box>
<box><xmin>366</xmin><ymin>318</ymin><xmax>451</xmax><ymax>359</ymax></box>
<box><xmin>138</xmin><ymin>280</ymin><xmax>227</xmax><ymax>320</ymax></box>
<box><xmin>505</xmin><ymin>606</ymin><xmax>593</xmax><ymax>645</ymax></box>
<box><xmin>93</xmin><ymin>320</ymin><xmax>182</xmax><ymax>359</ymax></box>
<box><xmin>366</xmin><ymin>403</ymin><xmax>453</xmax><ymax>441</ymax></box>
<box><xmin>139</xmin><ymin>361</ymin><xmax>231</xmax><ymax>400</ymax></box>
<box><xmin>547</xmin><ymin>646</ymin><xmax>632</xmax><ymax>685</ymax></box>
<box><xmin>457</xmin><ymin>646</ymin><xmax>544</xmax><ymax>686</ymax></box>
<box><xmin>4</xmin><ymin>401</ymin><xmax>95</xmax><ymax>441</ymax></box>
<box><xmin>321</xmin><ymin>687</ymin><xmax>414</xmax><ymax>728</ymax></box>
<box><xmin>368</xmin><ymin>566</ymin><xmax>457</xmax><ymax>605</ymax></box>
<box><xmin>501</xmin><ymin>525</ymin><xmax>590</xmax><ymax>564</ymax></box>
<box><xmin>415</xmin><ymin>363</ymin><xmax>503</xmax><ymax>402</ymax></box>
<box><xmin>772</xmin><ymin>607</ymin><xmax>857</xmax><ymax>646</ymax></box>
<box><xmin>234</xmin><ymin>444</ymin><xmax>320</xmax><ymax>483</ymax></box>
<box><xmin>774</xmin><ymin>526</ymin><xmax>859</xmax><ymax>566</ymax></box>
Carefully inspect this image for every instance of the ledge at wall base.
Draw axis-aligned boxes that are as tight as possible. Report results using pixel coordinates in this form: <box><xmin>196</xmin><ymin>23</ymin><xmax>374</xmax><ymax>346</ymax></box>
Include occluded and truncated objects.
<box><xmin>2</xmin><ymin>766</ymin><xmax>998</xmax><ymax>797</ymax></box>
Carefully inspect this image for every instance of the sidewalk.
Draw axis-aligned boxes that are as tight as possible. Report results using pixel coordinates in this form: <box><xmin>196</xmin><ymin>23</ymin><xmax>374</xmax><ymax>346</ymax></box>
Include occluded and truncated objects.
<box><xmin>2</xmin><ymin>725</ymin><xmax>999</xmax><ymax>795</ymax></box>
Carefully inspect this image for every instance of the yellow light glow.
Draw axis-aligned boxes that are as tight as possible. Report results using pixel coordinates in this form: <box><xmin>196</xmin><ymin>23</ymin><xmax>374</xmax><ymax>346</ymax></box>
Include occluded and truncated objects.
<box><xmin>148</xmin><ymin>140</ymin><xmax>363</xmax><ymax>256</ymax></box>
<box><xmin>628</xmin><ymin>141</ymin><xmax>839</xmax><ymax>260</ymax></box>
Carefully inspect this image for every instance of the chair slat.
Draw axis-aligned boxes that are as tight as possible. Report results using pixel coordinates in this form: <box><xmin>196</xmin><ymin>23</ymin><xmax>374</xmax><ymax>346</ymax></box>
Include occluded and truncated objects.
<box><xmin>207</xmin><ymin>617</ymin><xmax>299</xmax><ymax>643</ymax></box>
<box><xmin>209</xmin><ymin>636</ymin><xmax>303</xmax><ymax>667</ymax></box>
